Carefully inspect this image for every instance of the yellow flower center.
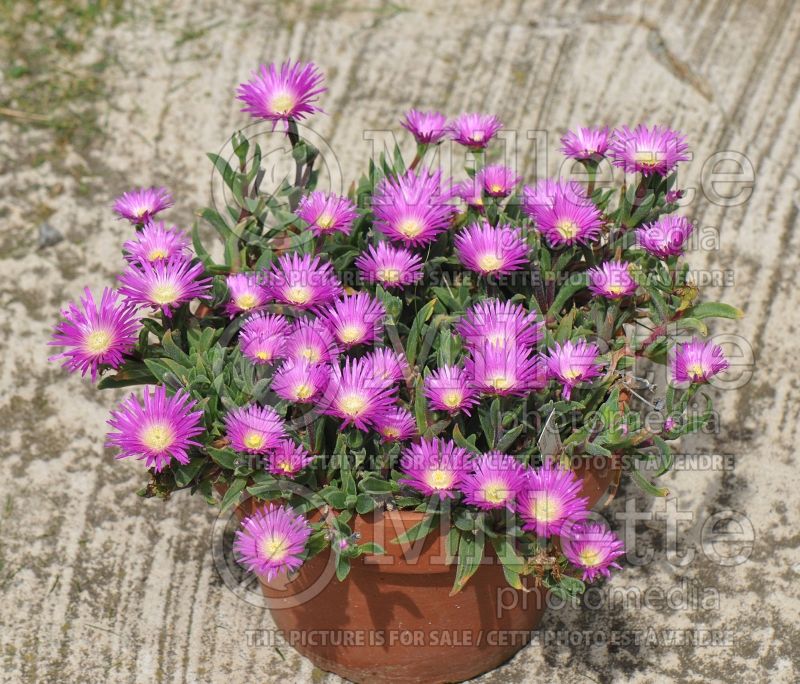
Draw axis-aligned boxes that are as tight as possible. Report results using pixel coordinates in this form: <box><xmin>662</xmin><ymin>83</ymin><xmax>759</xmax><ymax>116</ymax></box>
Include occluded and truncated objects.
<box><xmin>316</xmin><ymin>213</ymin><xmax>335</xmax><ymax>230</ymax></box>
<box><xmin>382</xmin><ymin>426</ymin><xmax>401</xmax><ymax>439</ymax></box>
<box><xmin>255</xmin><ymin>350</ymin><xmax>270</xmax><ymax>361</ymax></box>
<box><xmin>270</xmin><ymin>92</ymin><xmax>295</xmax><ymax>116</ymax></box>
<box><xmin>141</xmin><ymin>423</ymin><xmax>174</xmax><ymax>452</ymax></box>
<box><xmin>260</xmin><ymin>534</ymin><xmax>289</xmax><ymax>560</ymax></box>
<box><xmin>486</xmin><ymin>332</ymin><xmax>508</xmax><ymax>346</ymax></box>
<box><xmin>427</xmin><ymin>469</ymin><xmax>453</xmax><ymax>490</ymax></box>
<box><xmin>376</xmin><ymin>267</ymin><xmax>401</xmax><ymax>283</ymax></box>
<box><xmin>133</xmin><ymin>206</ymin><xmax>149</xmax><ymax>217</ymax></box>
<box><xmin>294</xmin><ymin>383</ymin><xmax>313</xmax><ymax>400</ymax></box>
<box><xmin>286</xmin><ymin>286</ymin><xmax>311</xmax><ymax>305</ymax></box>
<box><xmin>687</xmin><ymin>363</ymin><xmax>705</xmax><ymax>380</ymax></box>
<box><xmin>235</xmin><ymin>293</ymin><xmax>258</xmax><ymax>310</ymax></box>
<box><xmin>556</xmin><ymin>219</ymin><xmax>578</xmax><ymax>239</ymax></box>
<box><xmin>85</xmin><ymin>330</ymin><xmax>112</xmax><ymax>355</ymax></box>
<box><xmin>278</xmin><ymin>461</ymin><xmax>294</xmax><ymax>473</ymax></box>
<box><xmin>339</xmin><ymin>325</ymin><xmax>363</xmax><ymax>344</ymax></box>
<box><xmin>634</xmin><ymin>149</ymin><xmax>659</xmax><ymax>168</ymax></box>
<box><xmin>150</xmin><ymin>283</ymin><xmax>180</xmax><ymax>305</ymax></box>
<box><xmin>488</xmin><ymin>375</ymin><xmax>511</xmax><ymax>391</ymax></box>
<box><xmin>147</xmin><ymin>248</ymin><xmax>169</xmax><ymax>261</ymax></box>
<box><xmin>478</xmin><ymin>253</ymin><xmax>503</xmax><ymax>272</ymax></box>
<box><xmin>471</xmin><ymin>131</ymin><xmax>485</xmax><ymax>142</ymax></box>
<box><xmin>442</xmin><ymin>390</ymin><xmax>463</xmax><ymax>409</ymax></box>
<box><xmin>483</xmin><ymin>482</ymin><xmax>508</xmax><ymax>505</ymax></box>
<box><xmin>579</xmin><ymin>548</ymin><xmax>602</xmax><ymax>567</ymax></box>
<box><xmin>398</xmin><ymin>219</ymin><xmax>423</xmax><ymax>238</ymax></box>
<box><xmin>531</xmin><ymin>494</ymin><xmax>561</xmax><ymax>522</ymax></box>
<box><xmin>340</xmin><ymin>393</ymin><xmax>367</xmax><ymax>417</ymax></box>
<box><xmin>244</xmin><ymin>431</ymin><xmax>265</xmax><ymax>450</ymax></box>
<box><xmin>563</xmin><ymin>368</ymin><xmax>582</xmax><ymax>380</ymax></box>
<box><xmin>299</xmin><ymin>346</ymin><xmax>320</xmax><ymax>362</ymax></box>
<box><xmin>490</xmin><ymin>183</ymin><xmax>503</xmax><ymax>193</ymax></box>
<box><xmin>607</xmin><ymin>283</ymin><xmax>625</xmax><ymax>295</ymax></box>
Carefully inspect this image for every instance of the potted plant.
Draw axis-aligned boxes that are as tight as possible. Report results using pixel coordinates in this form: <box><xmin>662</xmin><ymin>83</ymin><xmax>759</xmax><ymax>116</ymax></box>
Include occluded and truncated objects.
<box><xmin>49</xmin><ymin>61</ymin><xmax>740</xmax><ymax>684</ymax></box>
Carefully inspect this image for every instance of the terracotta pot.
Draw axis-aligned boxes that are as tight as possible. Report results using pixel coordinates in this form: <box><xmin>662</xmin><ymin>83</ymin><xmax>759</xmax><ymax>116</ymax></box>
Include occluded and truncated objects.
<box><xmin>573</xmin><ymin>454</ymin><xmax>623</xmax><ymax>509</ymax></box>
<box><xmin>260</xmin><ymin>509</ymin><xmax>547</xmax><ymax>684</ymax></box>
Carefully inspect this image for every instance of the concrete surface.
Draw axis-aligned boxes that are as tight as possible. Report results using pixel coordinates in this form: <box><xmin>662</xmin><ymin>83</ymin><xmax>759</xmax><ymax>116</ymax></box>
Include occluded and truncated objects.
<box><xmin>1</xmin><ymin>0</ymin><xmax>799</xmax><ymax>682</ymax></box>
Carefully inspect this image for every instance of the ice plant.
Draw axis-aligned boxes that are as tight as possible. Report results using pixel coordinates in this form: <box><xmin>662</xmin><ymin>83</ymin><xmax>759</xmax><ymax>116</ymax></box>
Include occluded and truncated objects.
<box><xmin>286</xmin><ymin>319</ymin><xmax>339</xmax><ymax>364</ymax></box>
<box><xmin>113</xmin><ymin>186</ymin><xmax>173</xmax><ymax>224</ymax></box>
<box><xmin>265</xmin><ymin>252</ymin><xmax>342</xmax><ymax>309</ymax></box>
<box><xmin>122</xmin><ymin>221</ymin><xmax>190</xmax><ymax>264</ymax></box>
<box><xmin>236</xmin><ymin>61</ymin><xmax>325</xmax><ymax>124</ymax></box>
<box><xmin>466</xmin><ymin>342</ymin><xmax>546</xmax><ymax>396</ymax></box>
<box><xmin>455</xmin><ymin>299</ymin><xmax>543</xmax><ymax>350</ymax></box>
<box><xmin>561</xmin><ymin>523</ymin><xmax>625</xmax><ymax>582</ymax></box>
<box><xmin>374</xmin><ymin>407</ymin><xmax>418</xmax><ymax>443</ymax></box>
<box><xmin>355</xmin><ymin>242</ymin><xmax>424</xmax><ymax>289</ymax></box>
<box><xmin>636</xmin><ymin>215</ymin><xmax>694</xmax><ymax>258</ymax></box>
<box><xmin>424</xmin><ymin>365</ymin><xmax>480</xmax><ymax>416</ymax></box>
<box><xmin>448</xmin><ymin>113</ymin><xmax>502</xmax><ymax>149</ymax></box>
<box><xmin>532</xmin><ymin>192</ymin><xmax>604</xmax><ymax>247</ymax></box>
<box><xmin>460</xmin><ymin>452</ymin><xmax>527</xmax><ymax>510</ymax></box>
<box><xmin>320</xmin><ymin>292</ymin><xmax>385</xmax><ymax>348</ymax></box>
<box><xmin>118</xmin><ymin>256</ymin><xmax>211</xmax><ymax>316</ymax></box>
<box><xmin>454</xmin><ymin>222</ymin><xmax>529</xmax><ymax>276</ymax></box>
<box><xmin>234</xmin><ymin>504</ymin><xmax>312</xmax><ymax>580</ymax></box>
<box><xmin>225</xmin><ymin>272</ymin><xmax>269</xmax><ymax>317</ymax></box>
<box><xmin>239</xmin><ymin>313</ymin><xmax>290</xmax><ymax>364</ymax></box>
<box><xmin>272</xmin><ymin>359</ymin><xmax>329</xmax><ymax>403</ymax></box>
<box><xmin>365</xmin><ymin>348</ymin><xmax>409</xmax><ymax>384</ymax></box>
<box><xmin>373</xmin><ymin>168</ymin><xmax>455</xmax><ymax>246</ymax></box>
<box><xmin>320</xmin><ymin>357</ymin><xmax>397</xmax><ymax>431</ymax></box>
<box><xmin>522</xmin><ymin>178</ymin><xmax>588</xmax><ymax>216</ymax></box>
<box><xmin>296</xmin><ymin>191</ymin><xmax>358</xmax><ymax>237</ymax></box>
<box><xmin>544</xmin><ymin>339</ymin><xmax>603</xmax><ymax>401</ymax></box>
<box><xmin>224</xmin><ymin>404</ymin><xmax>286</xmax><ymax>454</ymax></box>
<box><xmin>587</xmin><ymin>261</ymin><xmax>637</xmax><ymax>299</ymax></box>
<box><xmin>266</xmin><ymin>439</ymin><xmax>315</xmax><ymax>477</ymax></box>
<box><xmin>610</xmin><ymin>124</ymin><xmax>690</xmax><ymax>176</ymax></box>
<box><xmin>518</xmin><ymin>461</ymin><xmax>589</xmax><ymax>537</ymax></box>
<box><xmin>49</xmin><ymin>287</ymin><xmax>140</xmax><ymax>381</ymax></box>
<box><xmin>453</xmin><ymin>178</ymin><xmax>484</xmax><ymax>209</ymax></box>
<box><xmin>398</xmin><ymin>438</ymin><xmax>471</xmax><ymax>498</ymax></box>
<box><xmin>476</xmin><ymin>164</ymin><xmax>521</xmax><ymax>198</ymax></box>
<box><xmin>401</xmin><ymin>109</ymin><xmax>448</xmax><ymax>145</ymax></box>
<box><xmin>560</xmin><ymin>126</ymin><xmax>610</xmax><ymax>161</ymax></box>
<box><xmin>672</xmin><ymin>338</ymin><xmax>729</xmax><ymax>385</ymax></box>
<box><xmin>107</xmin><ymin>385</ymin><xmax>204</xmax><ymax>472</ymax></box>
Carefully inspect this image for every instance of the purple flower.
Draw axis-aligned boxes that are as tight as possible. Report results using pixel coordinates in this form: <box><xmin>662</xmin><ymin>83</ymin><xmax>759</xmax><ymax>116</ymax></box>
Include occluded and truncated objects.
<box><xmin>459</xmin><ymin>451</ymin><xmax>527</xmax><ymax>510</ymax></box>
<box><xmin>265</xmin><ymin>253</ymin><xmax>342</xmax><ymax>309</ymax></box>
<box><xmin>239</xmin><ymin>313</ymin><xmax>290</xmax><ymax>365</ymax></box>
<box><xmin>587</xmin><ymin>261</ymin><xmax>637</xmax><ymax>299</ymax></box>
<box><xmin>544</xmin><ymin>339</ymin><xmax>603</xmax><ymax>401</ymax></box>
<box><xmin>122</xmin><ymin>221</ymin><xmax>190</xmax><ymax>264</ymax></box>
<box><xmin>454</xmin><ymin>222</ymin><xmax>529</xmax><ymax>276</ymax></box>
<box><xmin>272</xmin><ymin>359</ymin><xmax>329</xmax><ymax>403</ymax></box>
<box><xmin>107</xmin><ymin>385</ymin><xmax>204</xmax><ymax>472</ymax></box>
<box><xmin>236</xmin><ymin>61</ymin><xmax>325</xmax><ymax>124</ymax></box>
<box><xmin>266</xmin><ymin>439</ymin><xmax>315</xmax><ymax>477</ymax></box>
<box><xmin>560</xmin><ymin>126</ymin><xmax>611</xmax><ymax>161</ymax></box>
<box><xmin>225</xmin><ymin>272</ymin><xmax>269</xmax><ymax>317</ymax></box>
<box><xmin>398</xmin><ymin>437</ymin><xmax>471</xmax><ymax>498</ymax></box>
<box><xmin>374</xmin><ymin>407</ymin><xmax>418</xmax><ymax>443</ymax></box>
<box><xmin>49</xmin><ymin>288</ymin><xmax>140</xmax><ymax>381</ymax></box>
<box><xmin>424</xmin><ymin>365</ymin><xmax>479</xmax><ymax>416</ymax></box>
<box><xmin>118</xmin><ymin>256</ymin><xmax>211</xmax><ymax>317</ymax></box>
<box><xmin>636</xmin><ymin>216</ymin><xmax>694</xmax><ymax>258</ymax></box>
<box><xmin>401</xmin><ymin>109</ymin><xmax>448</xmax><ymax>144</ymax></box>
<box><xmin>365</xmin><ymin>347</ymin><xmax>409</xmax><ymax>384</ymax></box>
<box><xmin>455</xmin><ymin>298</ymin><xmax>543</xmax><ymax>351</ymax></box>
<box><xmin>517</xmin><ymin>461</ymin><xmax>589</xmax><ymax>537</ymax></box>
<box><xmin>320</xmin><ymin>357</ymin><xmax>397</xmax><ymax>431</ymax></box>
<box><xmin>234</xmin><ymin>504</ymin><xmax>311</xmax><ymax>580</ymax></box>
<box><xmin>224</xmin><ymin>404</ymin><xmax>286</xmax><ymax>454</ymax></box>
<box><xmin>533</xmin><ymin>192</ymin><xmax>604</xmax><ymax>248</ymax></box>
<box><xmin>296</xmin><ymin>191</ymin><xmax>358</xmax><ymax>237</ymax></box>
<box><xmin>562</xmin><ymin>522</ymin><xmax>625</xmax><ymax>582</ymax></box>
<box><xmin>355</xmin><ymin>242</ymin><xmax>424</xmax><ymax>289</ymax></box>
<box><xmin>665</xmin><ymin>189</ymin><xmax>684</xmax><ymax>204</ymax></box>
<box><xmin>448</xmin><ymin>113</ymin><xmax>502</xmax><ymax>149</ymax></box>
<box><xmin>285</xmin><ymin>319</ymin><xmax>339</xmax><ymax>364</ymax></box>
<box><xmin>522</xmin><ymin>179</ymin><xmax>589</xmax><ymax>218</ymax></box>
<box><xmin>476</xmin><ymin>165</ymin><xmax>521</xmax><ymax>198</ymax></box>
<box><xmin>453</xmin><ymin>178</ymin><xmax>485</xmax><ymax>209</ymax></box>
<box><xmin>373</xmin><ymin>168</ymin><xmax>455</xmax><ymax>247</ymax></box>
<box><xmin>113</xmin><ymin>187</ymin><xmax>173</xmax><ymax>224</ymax></box>
<box><xmin>466</xmin><ymin>342</ymin><xmax>546</xmax><ymax>396</ymax></box>
<box><xmin>320</xmin><ymin>292</ymin><xmax>385</xmax><ymax>348</ymax></box>
<box><xmin>610</xmin><ymin>124</ymin><xmax>689</xmax><ymax>176</ymax></box>
<box><xmin>672</xmin><ymin>338</ymin><xmax>728</xmax><ymax>385</ymax></box>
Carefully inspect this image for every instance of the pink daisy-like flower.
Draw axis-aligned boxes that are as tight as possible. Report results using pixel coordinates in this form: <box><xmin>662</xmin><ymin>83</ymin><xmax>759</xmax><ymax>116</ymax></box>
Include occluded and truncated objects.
<box><xmin>365</xmin><ymin>347</ymin><xmax>409</xmax><ymax>384</ymax></box>
<box><xmin>272</xmin><ymin>359</ymin><xmax>329</xmax><ymax>403</ymax></box>
<box><xmin>561</xmin><ymin>522</ymin><xmax>625</xmax><ymax>582</ymax></box>
<box><xmin>355</xmin><ymin>242</ymin><xmax>424</xmax><ymax>289</ymax></box>
<box><xmin>459</xmin><ymin>451</ymin><xmax>527</xmax><ymax>510</ymax></box>
<box><xmin>320</xmin><ymin>357</ymin><xmax>397</xmax><ymax>431</ymax></box>
<box><xmin>113</xmin><ymin>187</ymin><xmax>173</xmax><ymax>224</ymax></box>
<box><xmin>636</xmin><ymin>216</ymin><xmax>694</xmax><ymax>258</ymax></box>
<box><xmin>374</xmin><ymin>407</ymin><xmax>418</xmax><ymax>443</ymax></box>
<box><xmin>265</xmin><ymin>253</ymin><xmax>342</xmax><ymax>309</ymax></box>
<box><xmin>609</xmin><ymin>124</ymin><xmax>689</xmax><ymax>176</ymax></box>
<box><xmin>560</xmin><ymin>126</ymin><xmax>611</xmax><ymax>161</ymax></box>
<box><xmin>424</xmin><ymin>365</ymin><xmax>480</xmax><ymax>416</ymax></box>
<box><xmin>107</xmin><ymin>385</ymin><xmax>204</xmax><ymax>472</ymax></box>
<box><xmin>517</xmin><ymin>461</ymin><xmax>589</xmax><ymax>538</ymax></box>
<box><xmin>239</xmin><ymin>313</ymin><xmax>290</xmax><ymax>365</ymax></box>
<box><xmin>476</xmin><ymin>165</ymin><xmax>521</xmax><ymax>198</ymax></box>
<box><xmin>118</xmin><ymin>256</ymin><xmax>211</xmax><ymax>317</ymax></box>
<box><xmin>398</xmin><ymin>437</ymin><xmax>471</xmax><ymax>498</ymax></box>
<box><xmin>453</xmin><ymin>178</ymin><xmax>485</xmax><ymax>210</ymax></box>
<box><xmin>225</xmin><ymin>272</ymin><xmax>270</xmax><ymax>317</ymax></box>
<box><xmin>296</xmin><ymin>191</ymin><xmax>358</xmax><ymax>237</ymax></box>
<box><xmin>672</xmin><ymin>338</ymin><xmax>728</xmax><ymax>385</ymax></box>
<box><xmin>455</xmin><ymin>298</ymin><xmax>544</xmax><ymax>351</ymax></box>
<box><xmin>122</xmin><ymin>221</ymin><xmax>190</xmax><ymax>264</ymax></box>
<box><xmin>49</xmin><ymin>288</ymin><xmax>140</xmax><ymax>382</ymax></box>
<box><xmin>401</xmin><ymin>109</ymin><xmax>448</xmax><ymax>145</ymax></box>
<box><xmin>224</xmin><ymin>404</ymin><xmax>286</xmax><ymax>454</ymax></box>
<box><xmin>587</xmin><ymin>261</ymin><xmax>637</xmax><ymax>299</ymax></box>
<box><xmin>534</xmin><ymin>192</ymin><xmax>604</xmax><ymax>248</ymax></box>
<box><xmin>373</xmin><ymin>168</ymin><xmax>455</xmax><ymax>247</ymax></box>
<box><xmin>285</xmin><ymin>319</ymin><xmax>339</xmax><ymax>364</ymax></box>
<box><xmin>454</xmin><ymin>222</ymin><xmax>529</xmax><ymax>276</ymax></box>
<box><xmin>544</xmin><ymin>339</ymin><xmax>603</xmax><ymax>401</ymax></box>
<box><xmin>448</xmin><ymin>113</ymin><xmax>503</xmax><ymax>149</ymax></box>
<box><xmin>234</xmin><ymin>504</ymin><xmax>311</xmax><ymax>581</ymax></box>
<box><xmin>266</xmin><ymin>439</ymin><xmax>315</xmax><ymax>477</ymax></box>
<box><xmin>466</xmin><ymin>342</ymin><xmax>546</xmax><ymax>396</ymax></box>
<box><xmin>320</xmin><ymin>292</ymin><xmax>385</xmax><ymax>348</ymax></box>
<box><xmin>236</xmin><ymin>61</ymin><xmax>325</xmax><ymax>124</ymax></box>
<box><xmin>521</xmin><ymin>179</ymin><xmax>589</xmax><ymax>219</ymax></box>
